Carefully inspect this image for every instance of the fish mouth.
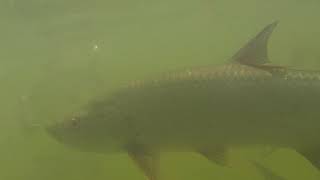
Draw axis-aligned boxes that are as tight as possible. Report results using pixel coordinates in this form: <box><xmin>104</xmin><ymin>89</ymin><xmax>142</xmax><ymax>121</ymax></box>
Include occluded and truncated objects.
<box><xmin>45</xmin><ymin>123</ymin><xmax>66</xmax><ymax>143</ymax></box>
<box><xmin>45</xmin><ymin>122</ymin><xmax>87</xmax><ymax>148</ymax></box>
<box><xmin>45</xmin><ymin>122</ymin><xmax>99</xmax><ymax>152</ymax></box>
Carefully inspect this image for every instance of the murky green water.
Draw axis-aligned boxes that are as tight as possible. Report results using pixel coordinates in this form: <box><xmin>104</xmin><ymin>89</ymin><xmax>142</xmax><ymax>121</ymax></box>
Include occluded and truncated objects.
<box><xmin>1</xmin><ymin>0</ymin><xmax>320</xmax><ymax>179</ymax></box>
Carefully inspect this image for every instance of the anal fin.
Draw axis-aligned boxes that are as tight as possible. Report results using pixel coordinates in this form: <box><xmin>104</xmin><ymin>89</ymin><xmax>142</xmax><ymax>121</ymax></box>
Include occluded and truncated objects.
<box><xmin>127</xmin><ymin>145</ymin><xmax>159</xmax><ymax>180</ymax></box>
<box><xmin>252</xmin><ymin>161</ymin><xmax>286</xmax><ymax>180</ymax></box>
<box><xmin>298</xmin><ymin>148</ymin><xmax>320</xmax><ymax>169</ymax></box>
<box><xmin>257</xmin><ymin>146</ymin><xmax>278</xmax><ymax>160</ymax></box>
<box><xmin>198</xmin><ymin>146</ymin><xmax>229</xmax><ymax>166</ymax></box>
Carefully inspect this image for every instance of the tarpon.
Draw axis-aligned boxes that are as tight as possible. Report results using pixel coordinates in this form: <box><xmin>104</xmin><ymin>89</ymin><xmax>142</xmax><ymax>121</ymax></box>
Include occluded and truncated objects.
<box><xmin>47</xmin><ymin>22</ymin><xmax>320</xmax><ymax>180</ymax></box>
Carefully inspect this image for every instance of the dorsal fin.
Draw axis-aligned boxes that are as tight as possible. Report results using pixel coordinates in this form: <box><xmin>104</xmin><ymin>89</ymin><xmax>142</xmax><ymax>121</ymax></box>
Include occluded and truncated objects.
<box><xmin>231</xmin><ymin>21</ymin><xmax>278</xmax><ymax>66</ymax></box>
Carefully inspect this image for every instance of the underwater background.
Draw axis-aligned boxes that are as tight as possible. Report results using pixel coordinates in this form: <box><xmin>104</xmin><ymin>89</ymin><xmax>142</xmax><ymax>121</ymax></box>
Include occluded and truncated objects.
<box><xmin>1</xmin><ymin>0</ymin><xmax>320</xmax><ymax>179</ymax></box>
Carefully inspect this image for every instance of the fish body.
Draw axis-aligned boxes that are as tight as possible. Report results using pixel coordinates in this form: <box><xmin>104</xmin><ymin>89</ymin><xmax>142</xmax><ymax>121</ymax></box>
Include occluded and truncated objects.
<box><xmin>104</xmin><ymin>63</ymin><xmax>320</xmax><ymax>151</ymax></box>
<box><xmin>47</xmin><ymin>22</ymin><xmax>320</xmax><ymax>179</ymax></box>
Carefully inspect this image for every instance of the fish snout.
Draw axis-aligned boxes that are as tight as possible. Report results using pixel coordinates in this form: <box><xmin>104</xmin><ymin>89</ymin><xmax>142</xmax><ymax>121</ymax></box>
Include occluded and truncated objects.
<box><xmin>45</xmin><ymin>122</ymin><xmax>67</xmax><ymax>142</ymax></box>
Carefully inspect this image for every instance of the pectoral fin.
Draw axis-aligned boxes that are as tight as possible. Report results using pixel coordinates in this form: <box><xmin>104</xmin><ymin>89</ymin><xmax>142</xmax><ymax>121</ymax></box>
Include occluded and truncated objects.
<box><xmin>127</xmin><ymin>145</ymin><xmax>159</xmax><ymax>180</ymax></box>
<box><xmin>198</xmin><ymin>146</ymin><xmax>229</xmax><ymax>166</ymax></box>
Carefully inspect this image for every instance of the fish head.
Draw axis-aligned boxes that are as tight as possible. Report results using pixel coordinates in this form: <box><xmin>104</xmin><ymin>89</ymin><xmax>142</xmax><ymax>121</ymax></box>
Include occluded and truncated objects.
<box><xmin>46</xmin><ymin>105</ymin><xmax>125</xmax><ymax>153</ymax></box>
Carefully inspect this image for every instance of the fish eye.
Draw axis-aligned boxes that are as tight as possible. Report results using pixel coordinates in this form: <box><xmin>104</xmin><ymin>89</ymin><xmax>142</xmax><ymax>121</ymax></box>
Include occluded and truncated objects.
<box><xmin>71</xmin><ymin>117</ymin><xmax>80</xmax><ymax>127</ymax></box>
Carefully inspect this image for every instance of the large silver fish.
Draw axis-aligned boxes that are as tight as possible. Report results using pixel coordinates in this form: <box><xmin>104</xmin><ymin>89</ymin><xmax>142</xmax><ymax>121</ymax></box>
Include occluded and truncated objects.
<box><xmin>47</xmin><ymin>22</ymin><xmax>320</xmax><ymax>180</ymax></box>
